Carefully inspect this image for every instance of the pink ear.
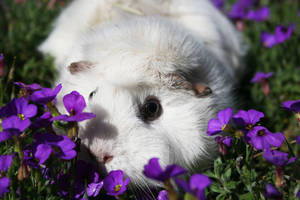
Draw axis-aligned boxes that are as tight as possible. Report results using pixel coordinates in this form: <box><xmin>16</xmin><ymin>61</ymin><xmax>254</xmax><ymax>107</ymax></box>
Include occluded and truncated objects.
<box><xmin>167</xmin><ymin>73</ymin><xmax>212</xmax><ymax>97</ymax></box>
<box><xmin>68</xmin><ymin>61</ymin><xmax>93</xmax><ymax>74</ymax></box>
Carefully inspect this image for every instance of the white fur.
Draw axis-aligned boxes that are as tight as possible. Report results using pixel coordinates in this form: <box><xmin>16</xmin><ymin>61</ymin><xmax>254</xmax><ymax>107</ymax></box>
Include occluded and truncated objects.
<box><xmin>39</xmin><ymin>0</ymin><xmax>246</xmax><ymax>189</ymax></box>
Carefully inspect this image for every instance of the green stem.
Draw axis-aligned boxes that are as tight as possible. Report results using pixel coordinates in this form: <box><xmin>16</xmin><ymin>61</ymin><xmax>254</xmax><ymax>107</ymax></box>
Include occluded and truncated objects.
<box><xmin>164</xmin><ymin>179</ymin><xmax>178</xmax><ymax>200</ymax></box>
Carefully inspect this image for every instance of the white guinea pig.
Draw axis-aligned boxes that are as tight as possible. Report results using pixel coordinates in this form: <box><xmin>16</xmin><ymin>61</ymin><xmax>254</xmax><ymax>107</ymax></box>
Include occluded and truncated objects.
<box><xmin>39</xmin><ymin>0</ymin><xmax>247</xmax><ymax>188</ymax></box>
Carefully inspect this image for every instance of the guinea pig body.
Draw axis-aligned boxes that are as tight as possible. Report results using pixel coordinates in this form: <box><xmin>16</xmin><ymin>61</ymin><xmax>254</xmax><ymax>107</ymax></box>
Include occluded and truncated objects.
<box><xmin>39</xmin><ymin>0</ymin><xmax>246</xmax><ymax>188</ymax></box>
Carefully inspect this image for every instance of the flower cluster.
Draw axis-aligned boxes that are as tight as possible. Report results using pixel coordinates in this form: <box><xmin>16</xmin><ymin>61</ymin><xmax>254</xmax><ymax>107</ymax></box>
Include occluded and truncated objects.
<box><xmin>206</xmin><ymin>105</ymin><xmax>299</xmax><ymax>197</ymax></box>
<box><xmin>143</xmin><ymin>158</ymin><xmax>211</xmax><ymax>200</ymax></box>
<box><xmin>261</xmin><ymin>24</ymin><xmax>295</xmax><ymax>48</ymax></box>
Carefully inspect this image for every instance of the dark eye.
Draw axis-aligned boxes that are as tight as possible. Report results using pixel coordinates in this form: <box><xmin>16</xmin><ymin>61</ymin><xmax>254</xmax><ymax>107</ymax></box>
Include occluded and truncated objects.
<box><xmin>140</xmin><ymin>96</ymin><xmax>162</xmax><ymax>121</ymax></box>
<box><xmin>89</xmin><ymin>90</ymin><xmax>97</xmax><ymax>100</ymax></box>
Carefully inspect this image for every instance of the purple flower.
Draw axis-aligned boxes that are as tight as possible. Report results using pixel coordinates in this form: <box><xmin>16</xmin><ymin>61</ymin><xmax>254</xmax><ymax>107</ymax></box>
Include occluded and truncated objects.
<box><xmin>0</xmin><ymin>155</ymin><xmax>13</xmax><ymax>172</ymax></box>
<box><xmin>261</xmin><ymin>24</ymin><xmax>295</xmax><ymax>48</ymax></box>
<box><xmin>51</xmin><ymin>91</ymin><xmax>96</xmax><ymax>122</ymax></box>
<box><xmin>103</xmin><ymin>170</ymin><xmax>130</xmax><ymax>198</ymax></box>
<box><xmin>211</xmin><ymin>0</ymin><xmax>225</xmax><ymax>10</ymax></box>
<box><xmin>282</xmin><ymin>99</ymin><xmax>300</xmax><ymax>113</ymax></box>
<box><xmin>157</xmin><ymin>190</ymin><xmax>168</xmax><ymax>200</ymax></box>
<box><xmin>0</xmin><ymin>53</ymin><xmax>4</xmax><ymax>77</ymax></box>
<box><xmin>143</xmin><ymin>158</ymin><xmax>187</xmax><ymax>182</ymax></box>
<box><xmin>297</xmin><ymin>136</ymin><xmax>300</xmax><ymax>145</ymax></box>
<box><xmin>263</xmin><ymin>183</ymin><xmax>282</xmax><ymax>199</ymax></box>
<box><xmin>175</xmin><ymin>174</ymin><xmax>211</xmax><ymax>200</ymax></box>
<box><xmin>247</xmin><ymin>126</ymin><xmax>284</xmax><ymax>150</ymax></box>
<box><xmin>250</xmin><ymin>72</ymin><xmax>273</xmax><ymax>83</ymax></box>
<box><xmin>32</xmin><ymin>133</ymin><xmax>76</xmax><ymax>164</ymax></box>
<box><xmin>30</xmin><ymin>84</ymin><xmax>62</xmax><ymax>105</ymax></box>
<box><xmin>14</xmin><ymin>82</ymin><xmax>41</xmax><ymax>93</ymax></box>
<box><xmin>0</xmin><ymin>97</ymin><xmax>37</xmax><ymax>119</ymax></box>
<box><xmin>0</xmin><ymin>116</ymin><xmax>31</xmax><ymax>142</ymax></box>
<box><xmin>206</xmin><ymin>108</ymin><xmax>232</xmax><ymax>136</ymax></box>
<box><xmin>263</xmin><ymin>150</ymin><xmax>296</xmax><ymax>166</ymax></box>
<box><xmin>0</xmin><ymin>177</ymin><xmax>10</xmax><ymax>198</ymax></box>
<box><xmin>87</xmin><ymin>180</ymin><xmax>104</xmax><ymax>197</ymax></box>
<box><xmin>228</xmin><ymin>0</ymin><xmax>254</xmax><ymax>20</ymax></box>
<box><xmin>247</xmin><ymin>7</ymin><xmax>270</xmax><ymax>22</ymax></box>
<box><xmin>233</xmin><ymin>109</ymin><xmax>264</xmax><ymax>130</ymax></box>
<box><xmin>297</xmin><ymin>189</ymin><xmax>300</xmax><ymax>198</ymax></box>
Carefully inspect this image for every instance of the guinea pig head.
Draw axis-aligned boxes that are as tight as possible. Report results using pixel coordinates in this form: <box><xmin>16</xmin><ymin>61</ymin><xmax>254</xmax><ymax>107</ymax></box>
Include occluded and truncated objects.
<box><xmin>60</xmin><ymin>19</ymin><xmax>234</xmax><ymax>187</ymax></box>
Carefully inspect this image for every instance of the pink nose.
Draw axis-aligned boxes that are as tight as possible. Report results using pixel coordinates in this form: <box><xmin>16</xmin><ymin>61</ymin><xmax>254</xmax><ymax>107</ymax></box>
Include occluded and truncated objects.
<box><xmin>103</xmin><ymin>154</ymin><xmax>114</xmax><ymax>164</ymax></box>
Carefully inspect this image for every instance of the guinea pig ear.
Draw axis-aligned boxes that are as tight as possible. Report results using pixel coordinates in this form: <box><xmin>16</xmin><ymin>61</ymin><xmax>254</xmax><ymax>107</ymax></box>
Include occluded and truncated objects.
<box><xmin>167</xmin><ymin>73</ymin><xmax>212</xmax><ymax>97</ymax></box>
<box><xmin>68</xmin><ymin>61</ymin><xmax>94</xmax><ymax>74</ymax></box>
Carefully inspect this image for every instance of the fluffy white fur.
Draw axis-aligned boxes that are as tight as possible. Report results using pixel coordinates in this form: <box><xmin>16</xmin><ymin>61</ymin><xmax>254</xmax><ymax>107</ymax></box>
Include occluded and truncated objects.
<box><xmin>39</xmin><ymin>0</ymin><xmax>246</xmax><ymax>190</ymax></box>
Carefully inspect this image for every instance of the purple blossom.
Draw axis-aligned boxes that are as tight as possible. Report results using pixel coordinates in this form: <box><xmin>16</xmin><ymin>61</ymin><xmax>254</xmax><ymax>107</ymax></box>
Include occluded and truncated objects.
<box><xmin>0</xmin><ymin>177</ymin><xmax>10</xmax><ymax>198</ymax></box>
<box><xmin>211</xmin><ymin>0</ymin><xmax>225</xmax><ymax>10</ymax></box>
<box><xmin>143</xmin><ymin>158</ymin><xmax>187</xmax><ymax>182</ymax></box>
<box><xmin>157</xmin><ymin>190</ymin><xmax>168</xmax><ymax>200</ymax></box>
<box><xmin>247</xmin><ymin>7</ymin><xmax>270</xmax><ymax>22</ymax></box>
<box><xmin>282</xmin><ymin>99</ymin><xmax>300</xmax><ymax>113</ymax></box>
<box><xmin>206</xmin><ymin>108</ymin><xmax>232</xmax><ymax>136</ymax></box>
<box><xmin>0</xmin><ymin>155</ymin><xmax>13</xmax><ymax>172</ymax></box>
<box><xmin>261</xmin><ymin>24</ymin><xmax>295</xmax><ymax>48</ymax></box>
<box><xmin>31</xmin><ymin>133</ymin><xmax>76</xmax><ymax>165</ymax></box>
<box><xmin>233</xmin><ymin>109</ymin><xmax>264</xmax><ymax>130</ymax></box>
<box><xmin>250</xmin><ymin>72</ymin><xmax>273</xmax><ymax>83</ymax></box>
<box><xmin>247</xmin><ymin>126</ymin><xmax>284</xmax><ymax>150</ymax></box>
<box><xmin>14</xmin><ymin>82</ymin><xmax>42</xmax><ymax>93</ymax></box>
<box><xmin>51</xmin><ymin>91</ymin><xmax>96</xmax><ymax>122</ymax></box>
<box><xmin>30</xmin><ymin>84</ymin><xmax>62</xmax><ymax>105</ymax></box>
<box><xmin>228</xmin><ymin>0</ymin><xmax>254</xmax><ymax>20</ymax></box>
<box><xmin>103</xmin><ymin>170</ymin><xmax>130</xmax><ymax>198</ymax></box>
<box><xmin>297</xmin><ymin>189</ymin><xmax>300</xmax><ymax>198</ymax></box>
<box><xmin>263</xmin><ymin>150</ymin><xmax>296</xmax><ymax>166</ymax></box>
<box><xmin>297</xmin><ymin>136</ymin><xmax>300</xmax><ymax>145</ymax></box>
<box><xmin>0</xmin><ymin>97</ymin><xmax>37</xmax><ymax>120</ymax></box>
<box><xmin>175</xmin><ymin>174</ymin><xmax>211</xmax><ymax>200</ymax></box>
<box><xmin>263</xmin><ymin>183</ymin><xmax>282</xmax><ymax>199</ymax></box>
<box><xmin>0</xmin><ymin>116</ymin><xmax>31</xmax><ymax>142</ymax></box>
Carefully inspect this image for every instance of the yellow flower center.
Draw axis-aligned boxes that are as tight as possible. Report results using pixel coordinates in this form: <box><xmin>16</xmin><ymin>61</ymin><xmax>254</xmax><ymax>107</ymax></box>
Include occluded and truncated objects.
<box><xmin>221</xmin><ymin>124</ymin><xmax>227</xmax><ymax>131</ymax></box>
<box><xmin>114</xmin><ymin>184</ymin><xmax>122</xmax><ymax>192</ymax></box>
<box><xmin>258</xmin><ymin>130</ymin><xmax>266</xmax><ymax>136</ymax></box>
<box><xmin>18</xmin><ymin>113</ymin><xmax>25</xmax><ymax>120</ymax></box>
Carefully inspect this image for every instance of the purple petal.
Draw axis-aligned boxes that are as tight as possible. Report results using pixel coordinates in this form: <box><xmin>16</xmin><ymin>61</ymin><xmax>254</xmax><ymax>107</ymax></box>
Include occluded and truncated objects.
<box><xmin>14</xmin><ymin>82</ymin><xmax>41</xmax><ymax>91</ymax></box>
<box><xmin>297</xmin><ymin>136</ymin><xmax>300</xmax><ymax>145</ymax></box>
<box><xmin>50</xmin><ymin>114</ymin><xmax>69</xmax><ymax>121</ymax></box>
<box><xmin>157</xmin><ymin>190</ymin><xmax>168</xmax><ymax>200</ymax></box>
<box><xmin>297</xmin><ymin>189</ymin><xmax>300</xmax><ymax>198</ymax></box>
<box><xmin>217</xmin><ymin>108</ymin><xmax>232</xmax><ymax>126</ymax></box>
<box><xmin>143</xmin><ymin>158</ymin><xmax>164</xmax><ymax>181</ymax></box>
<box><xmin>261</xmin><ymin>33</ymin><xmax>277</xmax><ymax>48</ymax></box>
<box><xmin>0</xmin><ymin>155</ymin><xmax>13</xmax><ymax>172</ymax></box>
<box><xmin>21</xmin><ymin>104</ymin><xmax>37</xmax><ymax>119</ymax></box>
<box><xmin>263</xmin><ymin>150</ymin><xmax>294</xmax><ymax>166</ymax></box>
<box><xmin>247</xmin><ymin>7</ymin><xmax>270</xmax><ymax>22</ymax></box>
<box><xmin>223</xmin><ymin>136</ymin><xmax>232</xmax><ymax>147</ymax></box>
<box><xmin>265</xmin><ymin>132</ymin><xmax>285</xmax><ymax>147</ymax></box>
<box><xmin>189</xmin><ymin>174</ymin><xmax>211</xmax><ymax>191</ymax></box>
<box><xmin>251</xmin><ymin>135</ymin><xmax>266</xmax><ymax>150</ymax></box>
<box><xmin>282</xmin><ymin>100</ymin><xmax>296</xmax><ymax>110</ymax></box>
<box><xmin>163</xmin><ymin>164</ymin><xmax>188</xmax><ymax>180</ymax></box>
<box><xmin>0</xmin><ymin>177</ymin><xmax>10</xmax><ymax>198</ymax></box>
<box><xmin>87</xmin><ymin>181</ymin><xmax>103</xmax><ymax>197</ymax></box>
<box><xmin>264</xmin><ymin>183</ymin><xmax>282</xmax><ymax>198</ymax></box>
<box><xmin>2</xmin><ymin>116</ymin><xmax>30</xmax><ymax>132</ymax></box>
<box><xmin>174</xmin><ymin>178</ymin><xmax>190</xmax><ymax>193</ymax></box>
<box><xmin>34</xmin><ymin>144</ymin><xmax>52</xmax><ymax>164</ymax></box>
<box><xmin>63</xmin><ymin>91</ymin><xmax>86</xmax><ymax>115</ymax></box>
<box><xmin>0</xmin><ymin>131</ymin><xmax>14</xmax><ymax>142</ymax></box>
<box><xmin>206</xmin><ymin>119</ymin><xmax>223</xmax><ymax>136</ymax></box>
<box><xmin>30</xmin><ymin>84</ymin><xmax>62</xmax><ymax>104</ymax></box>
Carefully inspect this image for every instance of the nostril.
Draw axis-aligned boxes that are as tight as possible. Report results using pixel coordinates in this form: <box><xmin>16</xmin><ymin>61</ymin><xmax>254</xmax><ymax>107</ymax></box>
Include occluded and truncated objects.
<box><xmin>103</xmin><ymin>154</ymin><xmax>114</xmax><ymax>164</ymax></box>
